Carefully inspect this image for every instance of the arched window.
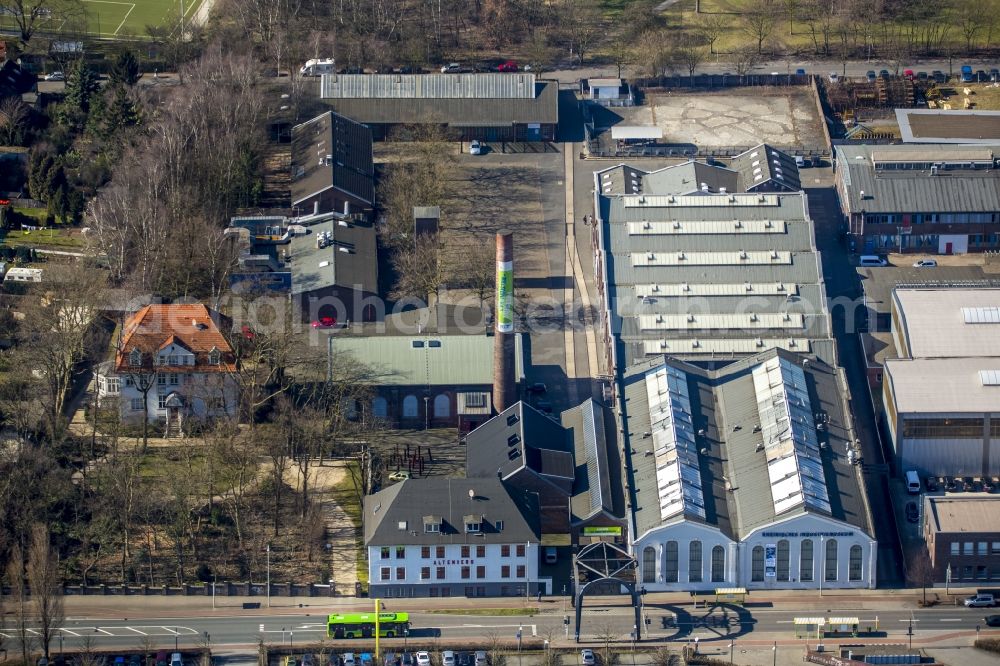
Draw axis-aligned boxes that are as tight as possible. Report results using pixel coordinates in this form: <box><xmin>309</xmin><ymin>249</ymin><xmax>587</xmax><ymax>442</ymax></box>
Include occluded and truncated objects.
<box><xmin>825</xmin><ymin>538</ymin><xmax>838</xmax><ymax>582</ymax></box>
<box><xmin>800</xmin><ymin>539</ymin><xmax>814</xmax><ymax>582</ymax></box>
<box><xmin>372</xmin><ymin>397</ymin><xmax>388</xmax><ymax>419</ymax></box>
<box><xmin>751</xmin><ymin>546</ymin><xmax>765</xmax><ymax>582</ymax></box>
<box><xmin>642</xmin><ymin>547</ymin><xmax>656</xmax><ymax>583</ymax></box>
<box><xmin>849</xmin><ymin>545</ymin><xmax>863</xmax><ymax>581</ymax></box>
<box><xmin>776</xmin><ymin>540</ymin><xmax>790</xmax><ymax>582</ymax></box>
<box><xmin>711</xmin><ymin>545</ymin><xmax>725</xmax><ymax>583</ymax></box>
<box><xmin>688</xmin><ymin>541</ymin><xmax>702</xmax><ymax>583</ymax></box>
<box><xmin>664</xmin><ymin>542</ymin><xmax>679</xmax><ymax>583</ymax></box>
<box><xmin>433</xmin><ymin>394</ymin><xmax>450</xmax><ymax>418</ymax></box>
<box><xmin>402</xmin><ymin>395</ymin><xmax>419</xmax><ymax>418</ymax></box>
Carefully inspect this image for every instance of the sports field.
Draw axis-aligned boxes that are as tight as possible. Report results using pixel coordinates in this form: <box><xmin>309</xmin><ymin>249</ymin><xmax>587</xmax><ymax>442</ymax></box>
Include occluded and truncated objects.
<box><xmin>0</xmin><ymin>0</ymin><xmax>204</xmax><ymax>39</ymax></box>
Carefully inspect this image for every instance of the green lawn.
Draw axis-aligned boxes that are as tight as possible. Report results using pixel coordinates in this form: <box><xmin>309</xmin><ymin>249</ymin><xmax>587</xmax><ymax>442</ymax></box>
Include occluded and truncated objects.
<box><xmin>331</xmin><ymin>463</ymin><xmax>368</xmax><ymax>587</ymax></box>
<box><xmin>2</xmin><ymin>228</ymin><xmax>83</xmax><ymax>248</ymax></box>
<box><xmin>0</xmin><ymin>0</ymin><xmax>204</xmax><ymax>39</ymax></box>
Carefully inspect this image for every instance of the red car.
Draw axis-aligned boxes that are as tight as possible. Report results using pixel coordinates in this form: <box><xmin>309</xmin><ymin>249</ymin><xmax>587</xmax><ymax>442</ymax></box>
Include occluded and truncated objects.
<box><xmin>311</xmin><ymin>316</ymin><xmax>337</xmax><ymax>329</ymax></box>
<box><xmin>903</xmin><ymin>69</ymin><xmax>914</xmax><ymax>80</ymax></box>
<box><xmin>497</xmin><ymin>60</ymin><xmax>518</xmax><ymax>72</ymax></box>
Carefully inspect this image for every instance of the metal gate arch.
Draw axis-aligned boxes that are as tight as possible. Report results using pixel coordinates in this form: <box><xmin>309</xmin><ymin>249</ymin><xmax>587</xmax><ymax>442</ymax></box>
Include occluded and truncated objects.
<box><xmin>572</xmin><ymin>541</ymin><xmax>641</xmax><ymax>642</ymax></box>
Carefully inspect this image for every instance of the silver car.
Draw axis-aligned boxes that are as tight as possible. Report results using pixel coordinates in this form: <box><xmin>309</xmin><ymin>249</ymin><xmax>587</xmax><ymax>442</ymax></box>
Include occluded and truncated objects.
<box><xmin>441</xmin><ymin>652</ymin><xmax>456</xmax><ymax>666</ymax></box>
<box><xmin>581</xmin><ymin>650</ymin><xmax>596</xmax><ymax>666</ymax></box>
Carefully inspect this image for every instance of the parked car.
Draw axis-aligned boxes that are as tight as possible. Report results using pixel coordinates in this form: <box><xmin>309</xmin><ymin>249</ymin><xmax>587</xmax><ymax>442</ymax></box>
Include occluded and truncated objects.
<box><xmin>913</xmin><ymin>259</ymin><xmax>938</xmax><ymax>267</ymax></box>
<box><xmin>440</xmin><ymin>63</ymin><xmax>461</xmax><ymax>73</ymax></box>
<box><xmin>827</xmin><ymin>72</ymin><xmax>839</xmax><ymax>83</ymax></box>
<box><xmin>581</xmin><ymin>650</ymin><xmax>596</xmax><ymax>666</ymax></box>
<box><xmin>878</xmin><ymin>69</ymin><xmax>890</xmax><ymax>79</ymax></box>
<box><xmin>360</xmin><ymin>655</ymin><xmax>373</xmax><ymax>666</ymax></box>
<box><xmin>964</xmin><ymin>593</ymin><xmax>996</xmax><ymax>608</ymax></box>
<box><xmin>400</xmin><ymin>655</ymin><xmax>414</xmax><ymax>666</ymax></box>
<box><xmin>415</xmin><ymin>653</ymin><xmax>431</xmax><ymax>666</ymax></box>
<box><xmin>794</xmin><ymin>155</ymin><xmax>811</xmax><ymax>168</ymax></box>
<box><xmin>932</xmin><ymin>70</ymin><xmax>946</xmax><ymax>82</ymax></box>
<box><xmin>283</xmin><ymin>657</ymin><xmax>299</xmax><ymax>666</ymax></box>
<box><xmin>795</xmin><ymin>68</ymin><xmax>806</xmax><ymax>75</ymax></box>
<box><xmin>916</xmin><ymin>71</ymin><xmax>928</xmax><ymax>80</ymax></box>
<box><xmin>170</xmin><ymin>655</ymin><xmax>182</xmax><ymax>666</ymax></box>
<box><xmin>977</xmin><ymin>70</ymin><xmax>989</xmax><ymax>82</ymax></box>
<box><xmin>43</xmin><ymin>71</ymin><xmax>65</xmax><ymax>81</ymax></box>
<box><xmin>388</xmin><ymin>470</ymin><xmax>410</xmax><ymax>483</ymax></box>
<box><xmin>474</xmin><ymin>652</ymin><xmax>488</xmax><ymax>666</ymax></box>
<box><xmin>156</xmin><ymin>652</ymin><xmax>169</xmax><ymax>666</ymax></box>
<box><xmin>961</xmin><ymin>64</ymin><xmax>974</xmax><ymax>82</ymax></box>
<box><xmin>383</xmin><ymin>653</ymin><xmax>399</xmax><ymax>666</ymax></box>
<box><xmin>544</xmin><ymin>546</ymin><xmax>558</xmax><ymax>564</ymax></box>
<box><xmin>905</xmin><ymin>502</ymin><xmax>919</xmax><ymax>523</ymax></box>
<box><xmin>303</xmin><ymin>656</ymin><xmax>315</xmax><ymax>666</ymax></box>
<box><xmin>441</xmin><ymin>652</ymin><xmax>456</xmax><ymax>666</ymax></box>
<box><xmin>497</xmin><ymin>60</ymin><xmax>519</xmax><ymax>72</ymax></box>
<box><xmin>311</xmin><ymin>316</ymin><xmax>338</xmax><ymax>329</ymax></box>
<box><xmin>985</xmin><ymin>614</ymin><xmax>1000</xmax><ymax>627</ymax></box>
<box><xmin>865</xmin><ymin>70</ymin><xmax>877</xmax><ymax>82</ymax></box>
<box><xmin>456</xmin><ymin>653</ymin><xmax>473</xmax><ymax>666</ymax></box>
<box><xmin>328</xmin><ymin>655</ymin><xmax>341</xmax><ymax>666</ymax></box>
<box><xmin>469</xmin><ymin>139</ymin><xmax>482</xmax><ymax>155</ymax></box>
<box><xmin>903</xmin><ymin>69</ymin><xmax>914</xmax><ymax>80</ymax></box>
<box><xmin>342</xmin><ymin>654</ymin><xmax>356</xmax><ymax>666</ymax></box>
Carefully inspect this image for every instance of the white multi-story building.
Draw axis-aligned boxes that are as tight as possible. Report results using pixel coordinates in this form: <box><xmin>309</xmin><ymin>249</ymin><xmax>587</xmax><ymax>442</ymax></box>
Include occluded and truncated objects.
<box><xmin>364</xmin><ymin>478</ymin><xmax>544</xmax><ymax>598</ymax></box>
<box><xmin>95</xmin><ymin>304</ymin><xmax>239</xmax><ymax>436</ymax></box>
<box><xmin>622</xmin><ymin>350</ymin><xmax>878</xmax><ymax>591</ymax></box>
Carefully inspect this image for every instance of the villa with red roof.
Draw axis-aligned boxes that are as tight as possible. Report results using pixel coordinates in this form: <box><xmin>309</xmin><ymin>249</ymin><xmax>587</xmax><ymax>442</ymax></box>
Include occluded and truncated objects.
<box><xmin>95</xmin><ymin>304</ymin><xmax>239</xmax><ymax>436</ymax></box>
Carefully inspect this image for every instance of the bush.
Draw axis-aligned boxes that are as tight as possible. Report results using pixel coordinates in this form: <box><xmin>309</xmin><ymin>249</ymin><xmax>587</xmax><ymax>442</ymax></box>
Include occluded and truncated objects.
<box><xmin>975</xmin><ymin>638</ymin><xmax>1000</xmax><ymax>654</ymax></box>
<box><xmin>195</xmin><ymin>563</ymin><xmax>213</xmax><ymax>583</ymax></box>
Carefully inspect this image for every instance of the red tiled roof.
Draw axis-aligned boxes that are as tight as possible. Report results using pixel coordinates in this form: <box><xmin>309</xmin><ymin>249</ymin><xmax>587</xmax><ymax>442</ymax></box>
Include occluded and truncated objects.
<box><xmin>116</xmin><ymin>304</ymin><xmax>235</xmax><ymax>373</ymax></box>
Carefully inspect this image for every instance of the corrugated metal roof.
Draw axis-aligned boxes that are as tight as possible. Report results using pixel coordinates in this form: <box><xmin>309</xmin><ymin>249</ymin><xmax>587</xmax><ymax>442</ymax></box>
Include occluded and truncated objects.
<box><xmin>641</xmin><ymin>338</ymin><xmax>811</xmax><ymax>356</ymax></box>
<box><xmin>632</xmin><ymin>250</ymin><xmax>792</xmax><ymax>266</ymax></box>
<box><xmin>835</xmin><ymin>143</ymin><xmax>1000</xmax><ymax>214</ymax></box>
<box><xmin>637</xmin><ymin>313</ymin><xmax>804</xmax><ymax>331</ymax></box>
<box><xmin>628</xmin><ymin>219</ymin><xmax>785</xmax><ymax>235</ymax></box>
<box><xmin>333</xmin><ymin>334</ymin><xmax>493</xmax><ymax>386</ymax></box>
<box><xmin>322</xmin><ymin>73</ymin><xmax>537</xmax><ymax>99</ymax></box>
<box><xmin>636</xmin><ymin>282</ymin><xmax>798</xmax><ymax>297</ymax></box>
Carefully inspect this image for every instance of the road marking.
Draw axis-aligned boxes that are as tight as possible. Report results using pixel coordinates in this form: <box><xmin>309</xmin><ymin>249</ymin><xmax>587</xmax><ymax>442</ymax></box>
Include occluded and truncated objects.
<box><xmin>940</xmin><ymin>619</ymin><xmax>962</xmax><ymax>622</ymax></box>
<box><xmin>59</xmin><ymin>628</ymin><xmax>82</xmax><ymax>636</ymax></box>
<box><xmin>126</xmin><ymin>627</ymin><xmax>148</xmax><ymax>635</ymax></box>
<box><xmin>898</xmin><ymin>619</ymin><xmax>920</xmax><ymax>622</ymax></box>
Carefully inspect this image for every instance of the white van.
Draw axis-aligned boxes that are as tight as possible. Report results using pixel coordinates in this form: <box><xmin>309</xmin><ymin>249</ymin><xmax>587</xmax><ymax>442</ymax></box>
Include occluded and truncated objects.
<box><xmin>300</xmin><ymin>58</ymin><xmax>336</xmax><ymax>76</ymax></box>
<box><xmin>859</xmin><ymin>255</ymin><xmax>888</xmax><ymax>267</ymax></box>
<box><xmin>905</xmin><ymin>470</ymin><xmax>921</xmax><ymax>494</ymax></box>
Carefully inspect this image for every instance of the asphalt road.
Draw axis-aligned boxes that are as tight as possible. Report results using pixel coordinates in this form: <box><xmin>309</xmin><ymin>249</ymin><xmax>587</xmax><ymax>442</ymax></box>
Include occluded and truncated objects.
<box><xmin>10</xmin><ymin>604</ymin><xmax>995</xmax><ymax>653</ymax></box>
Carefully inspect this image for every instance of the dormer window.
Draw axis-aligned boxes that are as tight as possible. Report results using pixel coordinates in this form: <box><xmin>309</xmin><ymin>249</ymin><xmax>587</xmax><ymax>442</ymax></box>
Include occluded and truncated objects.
<box><xmin>464</xmin><ymin>514</ymin><xmax>481</xmax><ymax>533</ymax></box>
<box><xmin>208</xmin><ymin>347</ymin><xmax>221</xmax><ymax>366</ymax></box>
<box><xmin>423</xmin><ymin>515</ymin><xmax>441</xmax><ymax>533</ymax></box>
<box><xmin>129</xmin><ymin>348</ymin><xmax>142</xmax><ymax>367</ymax></box>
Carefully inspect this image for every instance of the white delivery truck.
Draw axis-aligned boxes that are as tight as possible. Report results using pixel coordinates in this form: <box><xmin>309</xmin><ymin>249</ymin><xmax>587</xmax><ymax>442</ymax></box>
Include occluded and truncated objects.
<box><xmin>300</xmin><ymin>58</ymin><xmax>336</xmax><ymax>76</ymax></box>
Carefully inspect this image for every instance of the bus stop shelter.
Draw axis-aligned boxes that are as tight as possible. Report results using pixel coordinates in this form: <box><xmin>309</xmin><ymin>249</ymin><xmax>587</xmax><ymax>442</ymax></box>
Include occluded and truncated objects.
<box><xmin>714</xmin><ymin>587</ymin><xmax>747</xmax><ymax>605</ymax></box>
<box><xmin>793</xmin><ymin>617</ymin><xmax>826</xmax><ymax>639</ymax></box>
<box><xmin>825</xmin><ymin>617</ymin><xmax>860</xmax><ymax>637</ymax></box>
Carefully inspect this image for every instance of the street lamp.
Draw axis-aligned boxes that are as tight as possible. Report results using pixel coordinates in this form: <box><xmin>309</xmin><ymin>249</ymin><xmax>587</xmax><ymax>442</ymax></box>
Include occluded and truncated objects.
<box><xmin>729</xmin><ymin>641</ymin><xmax>734</xmax><ymax>665</ymax></box>
<box><xmin>516</xmin><ymin>625</ymin><xmax>523</xmax><ymax>666</ymax></box>
<box><xmin>772</xmin><ymin>642</ymin><xmax>777</xmax><ymax>666</ymax></box>
<box><xmin>212</xmin><ymin>573</ymin><xmax>217</xmax><ymax>610</ymax></box>
<box><xmin>907</xmin><ymin>619</ymin><xmax>913</xmax><ymax>650</ymax></box>
<box><xmin>404</xmin><ymin>629</ymin><xmax>409</xmax><ymax>651</ymax></box>
<box><xmin>174</xmin><ymin>628</ymin><xmax>179</xmax><ymax>651</ymax></box>
<box><xmin>59</xmin><ymin>633</ymin><xmax>64</xmax><ymax>657</ymax></box>
<box><xmin>819</xmin><ymin>536</ymin><xmax>825</xmax><ymax>596</ymax></box>
<box><xmin>267</xmin><ymin>544</ymin><xmax>272</xmax><ymax>608</ymax></box>
<box><xmin>630</xmin><ymin>627</ymin><xmax>636</xmax><ymax>666</ymax></box>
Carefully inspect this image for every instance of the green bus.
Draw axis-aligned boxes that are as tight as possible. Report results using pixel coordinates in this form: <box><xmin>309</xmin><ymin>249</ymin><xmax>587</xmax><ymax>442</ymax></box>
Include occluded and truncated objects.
<box><xmin>326</xmin><ymin>612</ymin><xmax>410</xmax><ymax>639</ymax></box>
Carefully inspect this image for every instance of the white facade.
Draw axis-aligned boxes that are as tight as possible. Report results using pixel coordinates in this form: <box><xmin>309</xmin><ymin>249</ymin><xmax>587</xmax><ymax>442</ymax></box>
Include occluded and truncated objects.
<box><xmin>633</xmin><ymin>513</ymin><xmax>876</xmax><ymax>591</ymax></box>
<box><xmin>366</xmin><ymin>542</ymin><xmax>542</xmax><ymax>598</ymax></box>
<box><xmin>97</xmin><ymin>365</ymin><xmax>237</xmax><ymax>423</ymax></box>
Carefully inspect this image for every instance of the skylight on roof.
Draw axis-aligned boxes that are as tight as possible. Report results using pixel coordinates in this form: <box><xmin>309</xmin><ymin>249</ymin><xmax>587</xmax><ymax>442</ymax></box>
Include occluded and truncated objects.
<box><xmin>963</xmin><ymin>307</ymin><xmax>1000</xmax><ymax>324</ymax></box>
<box><xmin>980</xmin><ymin>370</ymin><xmax>1000</xmax><ymax>386</ymax></box>
<box><xmin>752</xmin><ymin>357</ymin><xmax>831</xmax><ymax>516</ymax></box>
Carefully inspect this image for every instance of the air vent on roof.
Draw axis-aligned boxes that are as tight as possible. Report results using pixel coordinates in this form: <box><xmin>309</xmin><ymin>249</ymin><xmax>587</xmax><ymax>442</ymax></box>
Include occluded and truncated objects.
<box><xmin>506</xmin><ymin>413</ymin><xmax>519</xmax><ymax>426</ymax></box>
<box><xmin>507</xmin><ymin>434</ymin><xmax>520</xmax><ymax>446</ymax></box>
<box><xmin>338</xmin><ymin>247</ymin><xmax>351</xmax><ymax>253</ymax></box>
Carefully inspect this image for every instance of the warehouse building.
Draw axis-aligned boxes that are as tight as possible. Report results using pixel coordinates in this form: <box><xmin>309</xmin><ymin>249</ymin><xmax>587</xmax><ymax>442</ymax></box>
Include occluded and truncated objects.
<box><xmin>923</xmin><ymin>495</ymin><xmax>1000</xmax><ymax>583</ymax></box>
<box><xmin>364</xmin><ymin>478</ymin><xmax>544</xmax><ymax>598</ymax></box>
<box><xmin>883</xmin><ymin>288</ymin><xmax>1000</xmax><ymax>477</ymax></box>
<box><xmin>319</xmin><ymin>73</ymin><xmax>558</xmax><ymax>141</ymax></box>
<box><xmin>591</xmin><ymin>170</ymin><xmax>834</xmax><ymax>371</ymax></box>
<box><xmin>624</xmin><ymin>349</ymin><xmax>877</xmax><ymax>591</ymax></box>
<box><xmin>896</xmin><ymin>109</ymin><xmax>1000</xmax><ymax>145</ymax></box>
<box><xmin>329</xmin><ymin>333</ymin><xmax>523</xmax><ymax>430</ymax></box>
<box><xmin>835</xmin><ymin>144</ymin><xmax>1000</xmax><ymax>255</ymax></box>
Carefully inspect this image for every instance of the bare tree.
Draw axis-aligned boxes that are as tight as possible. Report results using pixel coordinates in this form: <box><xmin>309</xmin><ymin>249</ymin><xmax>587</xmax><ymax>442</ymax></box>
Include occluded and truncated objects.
<box><xmin>0</xmin><ymin>96</ymin><xmax>30</xmax><ymax>146</ymax></box>
<box><xmin>555</xmin><ymin>0</ymin><xmax>602</xmax><ymax>64</ymax></box>
<box><xmin>742</xmin><ymin>0</ymin><xmax>777</xmax><ymax>54</ymax></box>
<box><xmin>6</xmin><ymin>543</ymin><xmax>31</xmax><ymax>666</ymax></box>
<box><xmin>594</xmin><ymin>623</ymin><xmax>620</xmax><ymax>666</ymax></box>
<box><xmin>695</xmin><ymin>14</ymin><xmax>728</xmax><ymax>55</ymax></box>
<box><xmin>0</xmin><ymin>0</ymin><xmax>84</xmax><ymax>48</ymax></box>
<box><xmin>730</xmin><ymin>44</ymin><xmax>761</xmax><ymax>78</ymax></box>
<box><xmin>28</xmin><ymin>524</ymin><xmax>64</xmax><ymax>662</ymax></box>
<box><xmin>671</xmin><ymin>36</ymin><xmax>706</xmax><ymax>81</ymax></box>
<box><xmin>389</xmin><ymin>233</ymin><xmax>448</xmax><ymax>303</ymax></box>
<box><xmin>906</xmin><ymin>549</ymin><xmax>936</xmax><ymax>606</ymax></box>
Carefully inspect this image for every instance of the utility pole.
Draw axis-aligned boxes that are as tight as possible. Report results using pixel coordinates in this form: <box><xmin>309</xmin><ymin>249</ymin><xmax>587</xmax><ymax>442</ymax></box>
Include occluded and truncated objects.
<box><xmin>267</xmin><ymin>544</ymin><xmax>271</xmax><ymax>608</ymax></box>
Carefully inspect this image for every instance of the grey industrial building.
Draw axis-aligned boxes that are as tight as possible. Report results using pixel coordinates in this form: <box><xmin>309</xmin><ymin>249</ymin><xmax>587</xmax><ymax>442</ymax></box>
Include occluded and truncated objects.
<box><xmin>835</xmin><ymin>144</ymin><xmax>1000</xmax><ymax>255</ymax></box>
<box><xmin>883</xmin><ymin>288</ymin><xmax>1000</xmax><ymax>477</ymax></box>
<box><xmin>319</xmin><ymin>73</ymin><xmax>558</xmax><ymax>141</ymax></box>
<box><xmin>290</xmin><ymin>111</ymin><xmax>375</xmax><ymax>216</ymax></box>
<box><xmin>624</xmin><ymin>349</ymin><xmax>877</xmax><ymax>591</ymax></box>
<box><xmin>896</xmin><ymin>109</ymin><xmax>1000</xmax><ymax>145</ymax></box>
<box><xmin>923</xmin><ymin>495</ymin><xmax>1000</xmax><ymax>583</ymax></box>
<box><xmin>592</xmin><ymin>167</ymin><xmax>834</xmax><ymax>371</ymax></box>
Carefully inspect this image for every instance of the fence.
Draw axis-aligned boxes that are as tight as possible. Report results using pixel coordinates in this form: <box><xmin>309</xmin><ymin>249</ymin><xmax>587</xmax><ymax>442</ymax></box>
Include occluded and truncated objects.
<box><xmin>55</xmin><ymin>581</ymin><xmax>350</xmax><ymax>597</ymax></box>
<box><xmin>634</xmin><ymin>72</ymin><xmax>813</xmax><ymax>91</ymax></box>
<box><xmin>586</xmin><ymin>144</ymin><xmax>828</xmax><ymax>159</ymax></box>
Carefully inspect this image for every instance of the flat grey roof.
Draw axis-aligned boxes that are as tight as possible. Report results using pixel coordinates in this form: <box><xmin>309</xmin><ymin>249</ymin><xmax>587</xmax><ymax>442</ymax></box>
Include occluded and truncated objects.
<box><xmin>897</xmin><ymin>109</ymin><xmax>1000</xmax><ymax>144</ymax></box>
<box><xmin>857</xmin><ymin>265</ymin><xmax>995</xmax><ymax>316</ymax></box>
<box><xmin>893</xmin><ymin>288</ymin><xmax>1000</xmax><ymax>358</ymax></box>
<box><xmin>332</xmin><ymin>334</ymin><xmax>495</xmax><ymax>386</ymax></box>
<box><xmin>596</xmin><ymin>183</ymin><xmax>834</xmax><ymax>367</ymax></box>
<box><xmin>322</xmin><ymin>73</ymin><xmax>538</xmax><ymax>99</ymax></box>
<box><xmin>835</xmin><ymin>143</ymin><xmax>1000</xmax><ymax>214</ymax></box>
<box><xmin>623</xmin><ymin>349</ymin><xmax>873</xmax><ymax>541</ymax></box>
<box><xmin>885</xmin><ymin>356</ymin><xmax>1000</xmax><ymax>414</ymax></box>
<box><xmin>290</xmin><ymin>111</ymin><xmax>374</xmax><ymax>208</ymax></box>
<box><xmin>287</xmin><ymin>218</ymin><xmax>378</xmax><ymax>295</ymax></box>
<box><xmin>320</xmin><ymin>76</ymin><xmax>559</xmax><ymax>126</ymax></box>
<box><xmin>925</xmin><ymin>495</ymin><xmax>1000</xmax><ymax>533</ymax></box>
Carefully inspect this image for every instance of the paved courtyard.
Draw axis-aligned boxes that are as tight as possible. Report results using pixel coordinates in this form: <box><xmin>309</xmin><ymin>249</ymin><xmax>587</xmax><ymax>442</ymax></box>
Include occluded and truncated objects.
<box><xmin>638</xmin><ymin>89</ymin><xmax>825</xmax><ymax>149</ymax></box>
